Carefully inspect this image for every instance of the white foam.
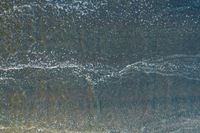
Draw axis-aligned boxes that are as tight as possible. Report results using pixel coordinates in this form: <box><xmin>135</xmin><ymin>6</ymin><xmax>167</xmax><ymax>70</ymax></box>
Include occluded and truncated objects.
<box><xmin>0</xmin><ymin>1</ymin><xmax>108</xmax><ymax>17</ymax></box>
<box><xmin>1</xmin><ymin>54</ymin><xmax>200</xmax><ymax>82</ymax></box>
<box><xmin>0</xmin><ymin>77</ymin><xmax>15</xmax><ymax>81</ymax></box>
<box><xmin>119</xmin><ymin>54</ymin><xmax>200</xmax><ymax>81</ymax></box>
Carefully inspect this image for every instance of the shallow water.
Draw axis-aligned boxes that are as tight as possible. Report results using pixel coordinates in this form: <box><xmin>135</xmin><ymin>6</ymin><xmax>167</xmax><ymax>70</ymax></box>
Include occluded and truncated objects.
<box><xmin>1</xmin><ymin>0</ymin><xmax>200</xmax><ymax>132</ymax></box>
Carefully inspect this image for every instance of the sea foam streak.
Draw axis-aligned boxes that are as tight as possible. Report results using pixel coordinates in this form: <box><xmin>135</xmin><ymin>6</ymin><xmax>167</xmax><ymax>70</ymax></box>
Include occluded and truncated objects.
<box><xmin>0</xmin><ymin>60</ymin><xmax>117</xmax><ymax>85</ymax></box>
<box><xmin>119</xmin><ymin>54</ymin><xmax>200</xmax><ymax>81</ymax></box>
<box><xmin>0</xmin><ymin>54</ymin><xmax>200</xmax><ymax>82</ymax></box>
<box><xmin>1</xmin><ymin>1</ymin><xmax>108</xmax><ymax>17</ymax></box>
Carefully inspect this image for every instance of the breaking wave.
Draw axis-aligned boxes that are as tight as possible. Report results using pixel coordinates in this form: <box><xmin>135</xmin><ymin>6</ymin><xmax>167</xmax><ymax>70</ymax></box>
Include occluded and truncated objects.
<box><xmin>1</xmin><ymin>0</ymin><xmax>108</xmax><ymax>17</ymax></box>
<box><xmin>119</xmin><ymin>54</ymin><xmax>200</xmax><ymax>81</ymax></box>
<box><xmin>1</xmin><ymin>54</ymin><xmax>200</xmax><ymax>84</ymax></box>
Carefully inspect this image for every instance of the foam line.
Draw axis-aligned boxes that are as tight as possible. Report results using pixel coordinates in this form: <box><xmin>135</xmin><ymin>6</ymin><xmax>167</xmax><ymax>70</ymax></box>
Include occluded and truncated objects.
<box><xmin>119</xmin><ymin>54</ymin><xmax>200</xmax><ymax>81</ymax></box>
<box><xmin>0</xmin><ymin>54</ymin><xmax>200</xmax><ymax>82</ymax></box>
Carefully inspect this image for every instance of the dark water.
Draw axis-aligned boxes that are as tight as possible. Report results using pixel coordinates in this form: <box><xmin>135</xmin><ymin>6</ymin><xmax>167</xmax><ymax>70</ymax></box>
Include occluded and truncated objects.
<box><xmin>1</xmin><ymin>0</ymin><xmax>200</xmax><ymax>132</ymax></box>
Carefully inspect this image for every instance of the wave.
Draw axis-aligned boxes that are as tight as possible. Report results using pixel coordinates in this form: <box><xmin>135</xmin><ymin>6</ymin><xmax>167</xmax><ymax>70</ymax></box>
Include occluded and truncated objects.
<box><xmin>119</xmin><ymin>54</ymin><xmax>200</xmax><ymax>81</ymax></box>
<box><xmin>0</xmin><ymin>59</ymin><xmax>117</xmax><ymax>86</ymax></box>
<box><xmin>1</xmin><ymin>0</ymin><xmax>108</xmax><ymax>17</ymax></box>
<box><xmin>0</xmin><ymin>54</ymin><xmax>200</xmax><ymax>83</ymax></box>
<box><xmin>0</xmin><ymin>77</ymin><xmax>15</xmax><ymax>81</ymax></box>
